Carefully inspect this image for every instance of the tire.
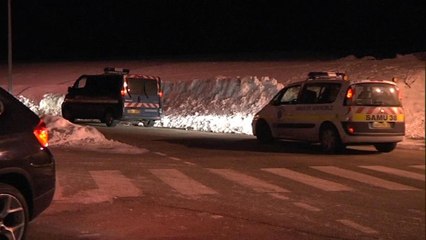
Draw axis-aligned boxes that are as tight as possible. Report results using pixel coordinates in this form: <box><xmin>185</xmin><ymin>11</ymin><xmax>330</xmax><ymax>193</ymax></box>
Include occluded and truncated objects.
<box><xmin>320</xmin><ymin>126</ymin><xmax>344</xmax><ymax>154</ymax></box>
<box><xmin>374</xmin><ymin>143</ymin><xmax>397</xmax><ymax>152</ymax></box>
<box><xmin>142</xmin><ymin>120</ymin><xmax>155</xmax><ymax>127</ymax></box>
<box><xmin>61</xmin><ymin>107</ymin><xmax>75</xmax><ymax>123</ymax></box>
<box><xmin>104</xmin><ymin>111</ymin><xmax>117</xmax><ymax>127</ymax></box>
<box><xmin>256</xmin><ymin>121</ymin><xmax>274</xmax><ymax>144</ymax></box>
<box><xmin>0</xmin><ymin>183</ymin><xmax>29</xmax><ymax>240</ymax></box>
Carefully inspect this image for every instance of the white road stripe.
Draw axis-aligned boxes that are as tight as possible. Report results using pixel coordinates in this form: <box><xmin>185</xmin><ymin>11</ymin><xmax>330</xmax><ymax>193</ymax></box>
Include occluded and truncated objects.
<box><xmin>262</xmin><ymin>168</ymin><xmax>352</xmax><ymax>191</ymax></box>
<box><xmin>208</xmin><ymin>169</ymin><xmax>289</xmax><ymax>193</ymax></box>
<box><xmin>312</xmin><ymin>166</ymin><xmax>419</xmax><ymax>191</ymax></box>
<box><xmin>337</xmin><ymin>219</ymin><xmax>379</xmax><ymax>234</ymax></box>
<box><xmin>410</xmin><ymin>165</ymin><xmax>425</xmax><ymax>170</ymax></box>
<box><xmin>360</xmin><ymin>166</ymin><xmax>425</xmax><ymax>181</ymax></box>
<box><xmin>293</xmin><ymin>202</ymin><xmax>321</xmax><ymax>212</ymax></box>
<box><xmin>154</xmin><ymin>152</ymin><xmax>167</xmax><ymax>157</ymax></box>
<box><xmin>90</xmin><ymin>170</ymin><xmax>142</xmax><ymax>197</ymax></box>
<box><xmin>150</xmin><ymin>169</ymin><xmax>217</xmax><ymax>196</ymax></box>
<box><xmin>268</xmin><ymin>193</ymin><xmax>289</xmax><ymax>200</ymax></box>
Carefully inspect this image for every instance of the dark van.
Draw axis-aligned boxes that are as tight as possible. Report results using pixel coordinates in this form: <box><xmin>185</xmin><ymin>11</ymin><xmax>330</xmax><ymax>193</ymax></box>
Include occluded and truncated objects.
<box><xmin>61</xmin><ymin>67</ymin><xmax>162</xmax><ymax>127</ymax></box>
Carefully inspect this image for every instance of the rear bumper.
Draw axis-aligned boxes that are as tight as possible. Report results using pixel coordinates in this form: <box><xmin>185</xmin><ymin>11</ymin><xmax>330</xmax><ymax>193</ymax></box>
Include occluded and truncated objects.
<box><xmin>341</xmin><ymin>134</ymin><xmax>404</xmax><ymax>145</ymax></box>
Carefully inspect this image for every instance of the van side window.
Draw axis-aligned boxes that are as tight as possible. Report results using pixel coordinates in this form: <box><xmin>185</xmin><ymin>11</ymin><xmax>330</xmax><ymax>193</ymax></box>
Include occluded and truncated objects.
<box><xmin>318</xmin><ymin>83</ymin><xmax>341</xmax><ymax>103</ymax></box>
<box><xmin>279</xmin><ymin>85</ymin><xmax>300</xmax><ymax>104</ymax></box>
<box><xmin>74</xmin><ymin>77</ymin><xmax>87</xmax><ymax>89</ymax></box>
<box><xmin>300</xmin><ymin>85</ymin><xmax>320</xmax><ymax>104</ymax></box>
<box><xmin>300</xmin><ymin>83</ymin><xmax>341</xmax><ymax>104</ymax></box>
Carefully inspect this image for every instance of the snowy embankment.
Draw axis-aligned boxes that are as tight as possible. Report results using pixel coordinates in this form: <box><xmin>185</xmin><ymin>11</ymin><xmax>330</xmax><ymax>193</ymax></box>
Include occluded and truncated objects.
<box><xmin>8</xmin><ymin>54</ymin><xmax>425</xmax><ymax>151</ymax></box>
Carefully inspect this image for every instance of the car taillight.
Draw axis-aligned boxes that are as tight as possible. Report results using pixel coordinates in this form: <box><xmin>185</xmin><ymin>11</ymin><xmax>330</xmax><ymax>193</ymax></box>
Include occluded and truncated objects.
<box><xmin>34</xmin><ymin>120</ymin><xmax>49</xmax><ymax>148</ymax></box>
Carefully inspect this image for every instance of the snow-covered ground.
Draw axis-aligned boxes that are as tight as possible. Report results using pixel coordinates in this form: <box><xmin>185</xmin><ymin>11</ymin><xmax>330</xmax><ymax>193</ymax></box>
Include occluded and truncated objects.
<box><xmin>1</xmin><ymin>53</ymin><xmax>424</xmax><ymax>152</ymax></box>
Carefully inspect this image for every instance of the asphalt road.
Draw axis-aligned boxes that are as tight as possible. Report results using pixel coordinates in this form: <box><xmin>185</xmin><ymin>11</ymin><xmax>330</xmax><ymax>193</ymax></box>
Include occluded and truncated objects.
<box><xmin>28</xmin><ymin>125</ymin><xmax>425</xmax><ymax>240</ymax></box>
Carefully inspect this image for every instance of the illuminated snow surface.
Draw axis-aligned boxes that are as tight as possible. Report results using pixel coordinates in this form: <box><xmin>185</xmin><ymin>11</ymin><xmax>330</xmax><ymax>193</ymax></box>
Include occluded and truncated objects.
<box><xmin>1</xmin><ymin>54</ymin><xmax>424</xmax><ymax>152</ymax></box>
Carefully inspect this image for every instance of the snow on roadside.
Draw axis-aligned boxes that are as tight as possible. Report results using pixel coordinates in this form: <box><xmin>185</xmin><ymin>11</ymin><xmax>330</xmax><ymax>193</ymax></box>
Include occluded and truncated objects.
<box><xmin>160</xmin><ymin>76</ymin><xmax>283</xmax><ymax>134</ymax></box>
<box><xmin>43</xmin><ymin>115</ymin><xmax>148</xmax><ymax>154</ymax></box>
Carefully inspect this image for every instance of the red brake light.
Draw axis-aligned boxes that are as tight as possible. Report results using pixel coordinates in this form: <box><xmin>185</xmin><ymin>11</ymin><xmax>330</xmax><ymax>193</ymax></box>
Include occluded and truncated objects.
<box><xmin>346</xmin><ymin>88</ymin><xmax>354</xmax><ymax>99</ymax></box>
<box><xmin>34</xmin><ymin>120</ymin><xmax>49</xmax><ymax>148</ymax></box>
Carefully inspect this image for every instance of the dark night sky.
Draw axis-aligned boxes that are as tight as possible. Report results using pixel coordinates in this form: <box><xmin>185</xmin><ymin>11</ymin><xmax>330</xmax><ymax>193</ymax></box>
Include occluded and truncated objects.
<box><xmin>1</xmin><ymin>0</ymin><xmax>425</xmax><ymax>61</ymax></box>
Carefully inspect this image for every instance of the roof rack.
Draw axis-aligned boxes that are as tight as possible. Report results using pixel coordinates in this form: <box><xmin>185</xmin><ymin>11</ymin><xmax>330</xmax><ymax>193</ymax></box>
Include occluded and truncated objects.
<box><xmin>104</xmin><ymin>67</ymin><xmax>130</xmax><ymax>74</ymax></box>
<box><xmin>307</xmin><ymin>71</ymin><xmax>347</xmax><ymax>80</ymax></box>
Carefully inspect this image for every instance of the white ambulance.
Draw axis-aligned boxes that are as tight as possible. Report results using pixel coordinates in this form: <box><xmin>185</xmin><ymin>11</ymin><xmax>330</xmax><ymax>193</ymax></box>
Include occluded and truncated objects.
<box><xmin>252</xmin><ymin>72</ymin><xmax>405</xmax><ymax>153</ymax></box>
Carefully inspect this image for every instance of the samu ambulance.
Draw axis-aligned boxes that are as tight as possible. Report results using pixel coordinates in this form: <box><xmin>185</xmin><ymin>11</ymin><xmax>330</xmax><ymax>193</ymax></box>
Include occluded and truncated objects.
<box><xmin>61</xmin><ymin>67</ymin><xmax>162</xmax><ymax>127</ymax></box>
<box><xmin>252</xmin><ymin>72</ymin><xmax>405</xmax><ymax>153</ymax></box>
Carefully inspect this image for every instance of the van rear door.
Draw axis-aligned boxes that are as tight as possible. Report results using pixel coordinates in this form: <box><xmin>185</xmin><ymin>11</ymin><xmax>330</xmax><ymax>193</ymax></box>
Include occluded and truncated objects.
<box><xmin>122</xmin><ymin>75</ymin><xmax>162</xmax><ymax>125</ymax></box>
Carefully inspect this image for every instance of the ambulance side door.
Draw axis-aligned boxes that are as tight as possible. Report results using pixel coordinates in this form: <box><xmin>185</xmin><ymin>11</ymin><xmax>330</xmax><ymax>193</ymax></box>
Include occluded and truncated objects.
<box><xmin>271</xmin><ymin>84</ymin><xmax>301</xmax><ymax>139</ymax></box>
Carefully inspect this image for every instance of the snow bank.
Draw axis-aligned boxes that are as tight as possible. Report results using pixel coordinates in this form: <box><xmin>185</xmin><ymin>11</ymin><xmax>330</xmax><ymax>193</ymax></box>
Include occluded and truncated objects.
<box><xmin>44</xmin><ymin>115</ymin><xmax>148</xmax><ymax>154</ymax></box>
<box><xmin>160</xmin><ymin>76</ymin><xmax>283</xmax><ymax>134</ymax></box>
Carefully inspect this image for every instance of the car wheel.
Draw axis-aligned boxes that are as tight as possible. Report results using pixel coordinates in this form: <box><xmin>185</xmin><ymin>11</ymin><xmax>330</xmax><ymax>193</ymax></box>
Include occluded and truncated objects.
<box><xmin>141</xmin><ymin>120</ymin><xmax>155</xmax><ymax>127</ymax></box>
<box><xmin>374</xmin><ymin>143</ymin><xmax>397</xmax><ymax>152</ymax></box>
<box><xmin>61</xmin><ymin>108</ymin><xmax>75</xmax><ymax>123</ymax></box>
<box><xmin>320</xmin><ymin>126</ymin><xmax>344</xmax><ymax>154</ymax></box>
<box><xmin>104</xmin><ymin>111</ymin><xmax>117</xmax><ymax>127</ymax></box>
<box><xmin>0</xmin><ymin>183</ymin><xmax>29</xmax><ymax>240</ymax></box>
<box><xmin>256</xmin><ymin>121</ymin><xmax>274</xmax><ymax>144</ymax></box>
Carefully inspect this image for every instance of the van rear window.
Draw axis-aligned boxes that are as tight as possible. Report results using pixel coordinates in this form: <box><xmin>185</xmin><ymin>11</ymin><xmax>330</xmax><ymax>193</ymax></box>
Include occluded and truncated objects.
<box><xmin>352</xmin><ymin>83</ymin><xmax>401</xmax><ymax>106</ymax></box>
<box><xmin>127</xmin><ymin>78</ymin><xmax>158</xmax><ymax>96</ymax></box>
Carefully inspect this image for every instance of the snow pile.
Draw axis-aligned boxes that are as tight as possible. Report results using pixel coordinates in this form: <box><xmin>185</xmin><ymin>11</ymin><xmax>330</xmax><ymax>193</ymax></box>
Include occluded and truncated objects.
<box><xmin>43</xmin><ymin>115</ymin><xmax>148</xmax><ymax>154</ymax></box>
<box><xmin>160</xmin><ymin>76</ymin><xmax>283</xmax><ymax>134</ymax></box>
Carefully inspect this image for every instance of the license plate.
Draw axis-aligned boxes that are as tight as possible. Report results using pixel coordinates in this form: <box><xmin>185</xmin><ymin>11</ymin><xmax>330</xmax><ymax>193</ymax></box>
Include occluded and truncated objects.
<box><xmin>372</xmin><ymin>121</ymin><xmax>391</xmax><ymax>129</ymax></box>
<box><xmin>127</xmin><ymin>109</ymin><xmax>140</xmax><ymax>114</ymax></box>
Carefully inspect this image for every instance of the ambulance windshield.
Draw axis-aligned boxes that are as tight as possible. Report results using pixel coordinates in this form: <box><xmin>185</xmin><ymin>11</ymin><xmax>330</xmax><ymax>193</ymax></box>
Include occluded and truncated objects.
<box><xmin>352</xmin><ymin>83</ymin><xmax>401</xmax><ymax>106</ymax></box>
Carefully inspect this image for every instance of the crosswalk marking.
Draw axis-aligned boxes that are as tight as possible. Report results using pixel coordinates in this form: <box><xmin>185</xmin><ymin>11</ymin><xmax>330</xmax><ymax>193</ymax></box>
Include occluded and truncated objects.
<box><xmin>410</xmin><ymin>165</ymin><xmax>425</xmax><ymax>170</ymax></box>
<box><xmin>262</xmin><ymin>168</ymin><xmax>352</xmax><ymax>191</ymax></box>
<box><xmin>90</xmin><ymin>170</ymin><xmax>142</xmax><ymax>197</ymax></box>
<box><xmin>208</xmin><ymin>169</ymin><xmax>289</xmax><ymax>193</ymax></box>
<box><xmin>312</xmin><ymin>166</ymin><xmax>419</xmax><ymax>191</ymax></box>
<box><xmin>293</xmin><ymin>202</ymin><xmax>321</xmax><ymax>212</ymax></box>
<box><xmin>150</xmin><ymin>169</ymin><xmax>217</xmax><ymax>197</ymax></box>
<box><xmin>360</xmin><ymin>166</ymin><xmax>425</xmax><ymax>181</ymax></box>
<box><xmin>337</xmin><ymin>219</ymin><xmax>379</xmax><ymax>234</ymax></box>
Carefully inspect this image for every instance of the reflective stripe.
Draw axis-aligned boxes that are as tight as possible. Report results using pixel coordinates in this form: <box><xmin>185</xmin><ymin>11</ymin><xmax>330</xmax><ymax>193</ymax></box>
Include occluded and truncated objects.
<box><xmin>351</xmin><ymin>106</ymin><xmax>404</xmax><ymax>122</ymax></box>
<box><xmin>124</xmin><ymin>102</ymin><xmax>160</xmax><ymax>108</ymax></box>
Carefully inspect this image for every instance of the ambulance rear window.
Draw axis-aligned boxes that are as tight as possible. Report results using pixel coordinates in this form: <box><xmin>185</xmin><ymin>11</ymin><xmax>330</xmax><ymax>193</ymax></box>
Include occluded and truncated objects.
<box><xmin>352</xmin><ymin>83</ymin><xmax>401</xmax><ymax>106</ymax></box>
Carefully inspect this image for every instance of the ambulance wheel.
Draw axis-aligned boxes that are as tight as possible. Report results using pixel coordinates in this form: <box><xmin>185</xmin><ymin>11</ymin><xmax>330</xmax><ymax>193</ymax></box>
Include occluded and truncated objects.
<box><xmin>62</xmin><ymin>108</ymin><xmax>75</xmax><ymax>123</ymax></box>
<box><xmin>256</xmin><ymin>120</ymin><xmax>274</xmax><ymax>144</ymax></box>
<box><xmin>0</xmin><ymin>183</ymin><xmax>29</xmax><ymax>240</ymax></box>
<box><xmin>320</xmin><ymin>126</ymin><xmax>344</xmax><ymax>153</ymax></box>
<box><xmin>104</xmin><ymin>111</ymin><xmax>117</xmax><ymax>127</ymax></box>
<box><xmin>374</xmin><ymin>143</ymin><xmax>397</xmax><ymax>152</ymax></box>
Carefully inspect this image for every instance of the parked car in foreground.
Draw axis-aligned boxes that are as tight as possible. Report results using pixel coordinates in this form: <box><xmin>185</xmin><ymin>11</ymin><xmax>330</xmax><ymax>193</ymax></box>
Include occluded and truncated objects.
<box><xmin>0</xmin><ymin>87</ymin><xmax>56</xmax><ymax>240</ymax></box>
<box><xmin>252</xmin><ymin>72</ymin><xmax>405</xmax><ymax>153</ymax></box>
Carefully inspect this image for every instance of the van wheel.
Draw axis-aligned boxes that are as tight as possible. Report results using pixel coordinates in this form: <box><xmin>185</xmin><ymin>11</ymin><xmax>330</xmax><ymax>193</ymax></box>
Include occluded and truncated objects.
<box><xmin>320</xmin><ymin>126</ymin><xmax>344</xmax><ymax>153</ymax></box>
<box><xmin>62</xmin><ymin>108</ymin><xmax>75</xmax><ymax>123</ymax></box>
<box><xmin>374</xmin><ymin>143</ymin><xmax>397</xmax><ymax>152</ymax></box>
<box><xmin>142</xmin><ymin>120</ymin><xmax>155</xmax><ymax>127</ymax></box>
<box><xmin>104</xmin><ymin>111</ymin><xmax>117</xmax><ymax>127</ymax></box>
<box><xmin>256</xmin><ymin>121</ymin><xmax>274</xmax><ymax>144</ymax></box>
<box><xmin>0</xmin><ymin>183</ymin><xmax>29</xmax><ymax>240</ymax></box>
